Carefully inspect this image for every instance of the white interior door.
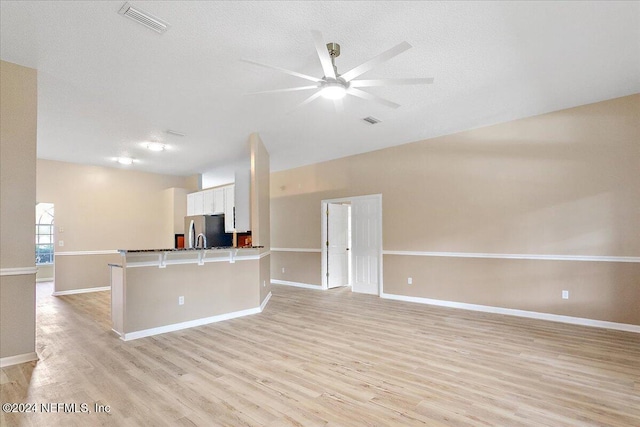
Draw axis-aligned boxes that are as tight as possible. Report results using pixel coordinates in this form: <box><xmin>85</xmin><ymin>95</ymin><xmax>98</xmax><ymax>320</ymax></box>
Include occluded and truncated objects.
<box><xmin>327</xmin><ymin>203</ymin><xmax>349</xmax><ymax>288</ymax></box>
<box><xmin>351</xmin><ymin>197</ymin><xmax>381</xmax><ymax>295</ymax></box>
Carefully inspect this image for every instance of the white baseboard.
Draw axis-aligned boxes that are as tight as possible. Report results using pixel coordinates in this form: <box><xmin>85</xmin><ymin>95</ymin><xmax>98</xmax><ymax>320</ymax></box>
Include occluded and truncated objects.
<box><xmin>271</xmin><ymin>279</ymin><xmax>323</xmax><ymax>290</ymax></box>
<box><xmin>260</xmin><ymin>292</ymin><xmax>272</xmax><ymax>311</ymax></box>
<box><xmin>121</xmin><ymin>306</ymin><xmax>262</xmax><ymax>341</ymax></box>
<box><xmin>36</xmin><ymin>278</ymin><xmax>54</xmax><ymax>283</ymax></box>
<box><xmin>380</xmin><ymin>292</ymin><xmax>640</xmax><ymax>334</ymax></box>
<box><xmin>52</xmin><ymin>286</ymin><xmax>110</xmax><ymax>296</ymax></box>
<box><xmin>0</xmin><ymin>352</ymin><xmax>38</xmax><ymax>368</ymax></box>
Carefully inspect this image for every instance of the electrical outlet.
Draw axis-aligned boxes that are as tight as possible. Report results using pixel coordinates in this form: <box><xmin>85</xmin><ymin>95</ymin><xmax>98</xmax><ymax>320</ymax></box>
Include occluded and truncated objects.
<box><xmin>282</xmin><ymin>267</ymin><xmax>285</xmax><ymax>273</ymax></box>
<box><xmin>58</xmin><ymin>227</ymin><xmax>64</xmax><ymax>233</ymax></box>
<box><xmin>562</xmin><ymin>290</ymin><xmax>569</xmax><ymax>299</ymax></box>
<box><xmin>408</xmin><ymin>277</ymin><xmax>412</xmax><ymax>285</ymax></box>
<box><xmin>58</xmin><ymin>240</ymin><xmax>64</xmax><ymax>247</ymax></box>
<box><xmin>178</xmin><ymin>296</ymin><xmax>184</xmax><ymax>305</ymax></box>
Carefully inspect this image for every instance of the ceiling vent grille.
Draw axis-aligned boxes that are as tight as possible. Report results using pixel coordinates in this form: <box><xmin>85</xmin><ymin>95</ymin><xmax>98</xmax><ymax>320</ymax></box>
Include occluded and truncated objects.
<box><xmin>118</xmin><ymin>2</ymin><xmax>170</xmax><ymax>34</ymax></box>
<box><xmin>363</xmin><ymin>116</ymin><xmax>381</xmax><ymax>125</ymax></box>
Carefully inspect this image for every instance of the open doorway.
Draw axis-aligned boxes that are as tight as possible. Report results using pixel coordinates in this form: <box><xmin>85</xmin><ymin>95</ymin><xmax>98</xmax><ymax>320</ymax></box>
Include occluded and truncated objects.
<box><xmin>321</xmin><ymin>195</ymin><xmax>382</xmax><ymax>295</ymax></box>
<box><xmin>35</xmin><ymin>203</ymin><xmax>55</xmax><ymax>283</ymax></box>
<box><xmin>326</xmin><ymin>202</ymin><xmax>351</xmax><ymax>289</ymax></box>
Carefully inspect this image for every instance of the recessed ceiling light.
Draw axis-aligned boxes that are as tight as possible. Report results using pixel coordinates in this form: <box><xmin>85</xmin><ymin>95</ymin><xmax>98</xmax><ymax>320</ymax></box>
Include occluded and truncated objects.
<box><xmin>145</xmin><ymin>142</ymin><xmax>166</xmax><ymax>152</ymax></box>
<box><xmin>116</xmin><ymin>157</ymin><xmax>134</xmax><ymax>165</ymax></box>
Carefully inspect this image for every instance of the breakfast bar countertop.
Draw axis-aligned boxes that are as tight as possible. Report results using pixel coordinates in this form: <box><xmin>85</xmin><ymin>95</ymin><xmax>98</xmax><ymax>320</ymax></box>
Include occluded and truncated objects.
<box><xmin>118</xmin><ymin>246</ymin><xmax>263</xmax><ymax>253</ymax></box>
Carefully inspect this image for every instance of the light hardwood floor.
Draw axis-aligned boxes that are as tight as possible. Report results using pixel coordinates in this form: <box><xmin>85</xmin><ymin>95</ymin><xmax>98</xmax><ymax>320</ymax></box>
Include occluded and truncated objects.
<box><xmin>1</xmin><ymin>282</ymin><xmax>639</xmax><ymax>426</ymax></box>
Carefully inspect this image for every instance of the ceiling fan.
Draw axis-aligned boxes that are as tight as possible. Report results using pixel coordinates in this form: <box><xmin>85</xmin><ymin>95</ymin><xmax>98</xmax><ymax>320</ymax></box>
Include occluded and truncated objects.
<box><xmin>241</xmin><ymin>31</ymin><xmax>434</xmax><ymax>113</ymax></box>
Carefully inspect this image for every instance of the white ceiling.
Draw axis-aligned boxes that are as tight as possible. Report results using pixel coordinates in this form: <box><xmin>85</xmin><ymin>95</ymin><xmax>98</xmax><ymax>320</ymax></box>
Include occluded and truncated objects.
<box><xmin>1</xmin><ymin>1</ymin><xmax>639</xmax><ymax>182</ymax></box>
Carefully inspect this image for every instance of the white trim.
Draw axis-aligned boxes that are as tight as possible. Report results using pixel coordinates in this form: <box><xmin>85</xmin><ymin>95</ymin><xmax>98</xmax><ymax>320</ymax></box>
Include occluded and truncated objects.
<box><xmin>271</xmin><ymin>279</ymin><xmax>323</xmax><ymax>290</ymax></box>
<box><xmin>260</xmin><ymin>291</ymin><xmax>272</xmax><ymax>311</ymax></box>
<box><xmin>380</xmin><ymin>292</ymin><xmax>640</xmax><ymax>334</ymax></box>
<box><xmin>259</xmin><ymin>251</ymin><xmax>271</xmax><ymax>258</ymax></box>
<box><xmin>121</xmin><ymin>306</ymin><xmax>262</xmax><ymax>341</ymax></box>
<box><xmin>125</xmin><ymin>253</ymin><xmax>262</xmax><ymax>268</ymax></box>
<box><xmin>0</xmin><ymin>267</ymin><xmax>37</xmax><ymax>276</ymax></box>
<box><xmin>271</xmin><ymin>248</ymin><xmax>322</xmax><ymax>253</ymax></box>
<box><xmin>0</xmin><ymin>352</ymin><xmax>38</xmax><ymax>368</ymax></box>
<box><xmin>382</xmin><ymin>250</ymin><xmax>640</xmax><ymax>263</ymax></box>
<box><xmin>52</xmin><ymin>286</ymin><xmax>110</xmax><ymax>296</ymax></box>
<box><xmin>55</xmin><ymin>250</ymin><xmax>119</xmax><ymax>256</ymax></box>
<box><xmin>36</xmin><ymin>277</ymin><xmax>54</xmax><ymax>283</ymax></box>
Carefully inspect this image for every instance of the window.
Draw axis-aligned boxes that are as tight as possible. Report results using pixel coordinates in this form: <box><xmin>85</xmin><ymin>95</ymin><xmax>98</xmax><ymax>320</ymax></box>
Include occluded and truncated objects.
<box><xmin>36</xmin><ymin>203</ymin><xmax>54</xmax><ymax>265</ymax></box>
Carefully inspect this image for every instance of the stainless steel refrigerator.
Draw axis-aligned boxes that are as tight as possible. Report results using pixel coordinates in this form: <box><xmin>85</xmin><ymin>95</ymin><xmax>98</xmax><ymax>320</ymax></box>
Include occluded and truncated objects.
<box><xmin>184</xmin><ymin>215</ymin><xmax>233</xmax><ymax>248</ymax></box>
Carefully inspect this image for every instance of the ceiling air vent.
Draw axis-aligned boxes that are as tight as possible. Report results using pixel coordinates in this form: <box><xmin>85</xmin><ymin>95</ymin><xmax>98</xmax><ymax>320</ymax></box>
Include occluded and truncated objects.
<box><xmin>363</xmin><ymin>116</ymin><xmax>381</xmax><ymax>125</ymax></box>
<box><xmin>118</xmin><ymin>2</ymin><xmax>170</xmax><ymax>34</ymax></box>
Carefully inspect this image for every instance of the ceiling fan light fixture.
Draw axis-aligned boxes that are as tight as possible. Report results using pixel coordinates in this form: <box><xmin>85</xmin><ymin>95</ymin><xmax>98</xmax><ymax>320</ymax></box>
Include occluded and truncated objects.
<box><xmin>145</xmin><ymin>142</ymin><xmax>166</xmax><ymax>151</ymax></box>
<box><xmin>320</xmin><ymin>81</ymin><xmax>347</xmax><ymax>100</ymax></box>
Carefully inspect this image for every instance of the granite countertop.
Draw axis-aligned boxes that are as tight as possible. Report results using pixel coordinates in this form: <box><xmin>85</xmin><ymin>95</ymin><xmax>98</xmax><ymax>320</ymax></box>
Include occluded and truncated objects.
<box><xmin>119</xmin><ymin>246</ymin><xmax>263</xmax><ymax>253</ymax></box>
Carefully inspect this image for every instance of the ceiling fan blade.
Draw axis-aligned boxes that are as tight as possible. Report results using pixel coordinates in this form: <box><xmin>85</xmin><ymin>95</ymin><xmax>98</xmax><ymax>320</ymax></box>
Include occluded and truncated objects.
<box><xmin>333</xmin><ymin>98</ymin><xmax>344</xmax><ymax>114</ymax></box>
<box><xmin>341</xmin><ymin>41</ymin><xmax>412</xmax><ymax>82</ymax></box>
<box><xmin>286</xmin><ymin>90</ymin><xmax>323</xmax><ymax>114</ymax></box>
<box><xmin>347</xmin><ymin>88</ymin><xmax>400</xmax><ymax>109</ymax></box>
<box><xmin>311</xmin><ymin>30</ymin><xmax>336</xmax><ymax>80</ymax></box>
<box><xmin>246</xmin><ymin>85</ymin><xmax>318</xmax><ymax>95</ymax></box>
<box><xmin>240</xmin><ymin>59</ymin><xmax>322</xmax><ymax>83</ymax></box>
<box><xmin>350</xmin><ymin>77</ymin><xmax>434</xmax><ymax>87</ymax></box>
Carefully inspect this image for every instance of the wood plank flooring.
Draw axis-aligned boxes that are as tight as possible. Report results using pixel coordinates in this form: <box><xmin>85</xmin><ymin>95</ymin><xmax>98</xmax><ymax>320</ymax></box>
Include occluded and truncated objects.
<box><xmin>1</xmin><ymin>282</ymin><xmax>639</xmax><ymax>426</ymax></box>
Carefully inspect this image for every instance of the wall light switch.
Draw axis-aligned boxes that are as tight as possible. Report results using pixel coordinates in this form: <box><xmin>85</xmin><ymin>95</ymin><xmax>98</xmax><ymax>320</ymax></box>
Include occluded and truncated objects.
<box><xmin>562</xmin><ymin>290</ymin><xmax>569</xmax><ymax>299</ymax></box>
<box><xmin>408</xmin><ymin>277</ymin><xmax>413</xmax><ymax>285</ymax></box>
<box><xmin>178</xmin><ymin>296</ymin><xmax>184</xmax><ymax>305</ymax></box>
<box><xmin>58</xmin><ymin>227</ymin><xmax>64</xmax><ymax>233</ymax></box>
<box><xmin>263</xmin><ymin>280</ymin><xmax>266</xmax><ymax>287</ymax></box>
<box><xmin>58</xmin><ymin>240</ymin><xmax>64</xmax><ymax>247</ymax></box>
<box><xmin>282</xmin><ymin>267</ymin><xmax>285</xmax><ymax>273</ymax></box>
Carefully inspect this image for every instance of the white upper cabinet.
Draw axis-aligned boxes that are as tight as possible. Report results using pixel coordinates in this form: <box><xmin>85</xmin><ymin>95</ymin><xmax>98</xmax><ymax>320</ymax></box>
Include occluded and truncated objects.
<box><xmin>203</xmin><ymin>189</ymin><xmax>215</xmax><ymax>215</ymax></box>
<box><xmin>187</xmin><ymin>184</ymin><xmax>237</xmax><ymax>229</ymax></box>
<box><xmin>187</xmin><ymin>192</ymin><xmax>204</xmax><ymax>216</ymax></box>
<box><xmin>213</xmin><ymin>188</ymin><xmax>225</xmax><ymax>214</ymax></box>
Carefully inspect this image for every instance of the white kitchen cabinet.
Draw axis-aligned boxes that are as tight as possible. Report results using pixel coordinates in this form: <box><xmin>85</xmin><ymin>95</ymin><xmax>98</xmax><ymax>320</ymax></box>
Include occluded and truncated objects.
<box><xmin>213</xmin><ymin>188</ymin><xmax>225</xmax><ymax>214</ymax></box>
<box><xmin>187</xmin><ymin>192</ymin><xmax>204</xmax><ymax>216</ymax></box>
<box><xmin>223</xmin><ymin>185</ymin><xmax>235</xmax><ymax>232</ymax></box>
<box><xmin>187</xmin><ymin>183</ymin><xmax>241</xmax><ymax>231</ymax></box>
<box><xmin>203</xmin><ymin>189</ymin><xmax>215</xmax><ymax>214</ymax></box>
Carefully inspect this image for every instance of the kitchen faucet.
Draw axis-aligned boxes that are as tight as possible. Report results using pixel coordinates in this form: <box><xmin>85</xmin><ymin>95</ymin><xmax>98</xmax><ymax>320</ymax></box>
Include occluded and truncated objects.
<box><xmin>195</xmin><ymin>233</ymin><xmax>207</xmax><ymax>249</ymax></box>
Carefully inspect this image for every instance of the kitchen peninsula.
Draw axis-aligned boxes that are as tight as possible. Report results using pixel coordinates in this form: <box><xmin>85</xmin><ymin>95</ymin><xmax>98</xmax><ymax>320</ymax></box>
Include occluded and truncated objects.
<box><xmin>109</xmin><ymin>132</ymin><xmax>272</xmax><ymax>341</ymax></box>
<box><xmin>110</xmin><ymin>246</ymin><xmax>270</xmax><ymax>341</ymax></box>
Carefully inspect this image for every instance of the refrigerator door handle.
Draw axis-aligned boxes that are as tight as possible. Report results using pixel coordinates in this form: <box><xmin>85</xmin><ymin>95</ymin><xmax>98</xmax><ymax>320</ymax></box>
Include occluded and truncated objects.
<box><xmin>188</xmin><ymin>220</ymin><xmax>195</xmax><ymax>249</ymax></box>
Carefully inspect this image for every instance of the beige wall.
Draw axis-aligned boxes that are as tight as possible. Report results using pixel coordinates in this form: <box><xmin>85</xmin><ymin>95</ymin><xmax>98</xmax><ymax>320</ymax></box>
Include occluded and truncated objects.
<box><xmin>162</xmin><ymin>187</ymin><xmax>188</xmax><ymax>236</ymax></box>
<box><xmin>271</xmin><ymin>95</ymin><xmax>640</xmax><ymax>325</ymax></box>
<box><xmin>123</xmin><ymin>260</ymin><xmax>260</xmax><ymax>333</ymax></box>
<box><xmin>37</xmin><ymin>159</ymin><xmax>197</xmax><ymax>292</ymax></box>
<box><xmin>54</xmin><ymin>253</ymin><xmax>121</xmax><ymax>292</ymax></box>
<box><xmin>0</xmin><ymin>61</ymin><xmax>37</xmax><ymax>359</ymax></box>
<box><xmin>36</xmin><ymin>264</ymin><xmax>54</xmax><ymax>282</ymax></box>
<box><xmin>271</xmin><ymin>252</ymin><xmax>322</xmax><ymax>287</ymax></box>
<box><xmin>250</xmin><ymin>133</ymin><xmax>271</xmax><ymax>302</ymax></box>
<box><xmin>250</xmin><ymin>133</ymin><xmax>271</xmax><ymax>249</ymax></box>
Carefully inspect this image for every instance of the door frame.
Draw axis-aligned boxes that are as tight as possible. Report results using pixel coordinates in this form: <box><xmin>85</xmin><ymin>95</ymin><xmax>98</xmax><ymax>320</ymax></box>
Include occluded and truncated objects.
<box><xmin>321</xmin><ymin>194</ymin><xmax>383</xmax><ymax>294</ymax></box>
